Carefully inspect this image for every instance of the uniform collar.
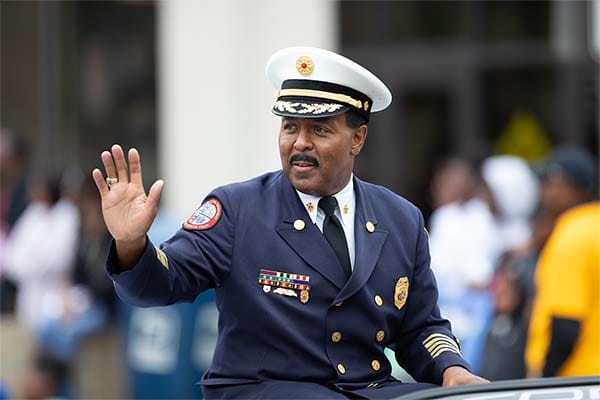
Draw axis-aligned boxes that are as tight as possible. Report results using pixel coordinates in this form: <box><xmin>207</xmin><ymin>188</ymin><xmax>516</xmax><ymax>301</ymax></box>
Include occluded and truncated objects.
<box><xmin>296</xmin><ymin>176</ymin><xmax>355</xmax><ymax>225</ymax></box>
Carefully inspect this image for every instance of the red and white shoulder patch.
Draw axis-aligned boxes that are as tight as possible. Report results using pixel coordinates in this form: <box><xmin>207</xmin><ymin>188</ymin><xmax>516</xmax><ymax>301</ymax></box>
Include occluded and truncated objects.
<box><xmin>183</xmin><ymin>198</ymin><xmax>223</xmax><ymax>230</ymax></box>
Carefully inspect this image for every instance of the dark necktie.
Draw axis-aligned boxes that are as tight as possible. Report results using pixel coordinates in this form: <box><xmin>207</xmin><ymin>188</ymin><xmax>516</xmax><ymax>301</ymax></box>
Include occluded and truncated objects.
<box><xmin>318</xmin><ymin>196</ymin><xmax>351</xmax><ymax>278</ymax></box>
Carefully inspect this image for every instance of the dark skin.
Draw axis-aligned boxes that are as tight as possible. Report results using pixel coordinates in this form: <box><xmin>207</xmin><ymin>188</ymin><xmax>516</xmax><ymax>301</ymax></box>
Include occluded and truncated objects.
<box><xmin>540</xmin><ymin>178</ymin><xmax>590</xmax><ymax>217</ymax></box>
<box><xmin>279</xmin><ymin>114</ymin><xmax>367</xmax><ymax>196</ymax></box>
<box><xmin>92</xmin><ymin>111</ymin><xmax>488</xmax><ymax>387</ymax></box>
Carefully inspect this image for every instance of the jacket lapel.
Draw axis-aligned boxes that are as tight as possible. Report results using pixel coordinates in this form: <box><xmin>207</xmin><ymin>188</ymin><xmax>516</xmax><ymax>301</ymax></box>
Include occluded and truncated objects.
<box><xmin>275</xmin><ymin>175</ymin><xmax>347</xmax><ymax>289</ymax></box>
<box><xmin>333</xmin><ymin>177</ymin><xmax>388</xmax><ymax>304</ymax></box>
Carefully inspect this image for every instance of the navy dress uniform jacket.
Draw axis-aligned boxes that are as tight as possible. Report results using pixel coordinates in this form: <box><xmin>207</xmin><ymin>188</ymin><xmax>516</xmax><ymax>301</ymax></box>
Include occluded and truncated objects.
<box><xmin>107</xmin><ymin>171</ymin><xmax>470</xmax><ymax>399</ymax></box>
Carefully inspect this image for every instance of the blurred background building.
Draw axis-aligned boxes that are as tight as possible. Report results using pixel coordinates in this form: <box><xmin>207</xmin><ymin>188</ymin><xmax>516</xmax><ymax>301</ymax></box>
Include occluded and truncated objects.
<box><xmin>1</xmin><ymin>1</ymin><xmax>598</xmax><ymax>398</ymax></box>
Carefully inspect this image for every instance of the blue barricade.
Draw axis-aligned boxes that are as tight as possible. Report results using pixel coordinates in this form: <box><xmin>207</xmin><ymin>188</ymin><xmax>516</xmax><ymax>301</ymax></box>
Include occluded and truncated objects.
<box><xmin>118</xmin><ymin>211</ymin><xmax>218</xmax><ymax>398</ymax></box>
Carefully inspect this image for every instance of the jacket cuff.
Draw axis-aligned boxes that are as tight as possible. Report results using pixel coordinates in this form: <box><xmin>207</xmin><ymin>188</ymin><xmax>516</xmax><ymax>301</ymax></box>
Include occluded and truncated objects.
<box><xmin>105</xmin><ymin>236</ymin><xmax>155</xmax><ymax>286</ymax></box>
<box><xmin>430</xmin><ymin>353</ymin><xmax>471</xmax><ymax>385</ymax></box>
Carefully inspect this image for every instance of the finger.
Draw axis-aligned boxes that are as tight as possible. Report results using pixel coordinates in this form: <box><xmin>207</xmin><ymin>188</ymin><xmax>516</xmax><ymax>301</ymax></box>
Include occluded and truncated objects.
<box><xmin>101</xmin><ymin>151</ymin><xmax>117</xmax><ymax>180</ymax></box>
<box><xmin>147</xmin><ymin>180</ymin><xmax>164</xmax><ymax>209</ymax></box>
<box><xmin>111</xmin><ymin>144</ymin><xmax>129</xmax><ymax>183</ymax></box>
<box><xmin>92</xmin><ymin>168</ymin><xmax>109</xmax><ymax>196</ymax></box>
<box><xmin>128</xmin><ymin>148</ymin><xmax>144</xmax><ymax>186</ymax></box>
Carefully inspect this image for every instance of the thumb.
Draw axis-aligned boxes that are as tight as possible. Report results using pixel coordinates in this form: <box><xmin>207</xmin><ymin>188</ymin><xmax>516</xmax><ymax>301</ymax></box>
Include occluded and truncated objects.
<box><xmin>147</xmin><ymin>179</ymin><xmax>164</xmax><ymax>208</ymax></box>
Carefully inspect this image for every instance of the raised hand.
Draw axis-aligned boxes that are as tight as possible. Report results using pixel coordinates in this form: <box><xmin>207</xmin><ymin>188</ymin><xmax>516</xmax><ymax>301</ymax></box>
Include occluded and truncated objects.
<box><xmin>92</xmin><ymin>145</ymin><xmax>163</xmax><ymax>266</ymax></box>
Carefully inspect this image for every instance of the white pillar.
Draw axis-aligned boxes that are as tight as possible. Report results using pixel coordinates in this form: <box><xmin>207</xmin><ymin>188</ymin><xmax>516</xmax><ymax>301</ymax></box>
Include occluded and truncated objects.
<box><xmin>593</xmin><ymin>0</ymin><xmax>600</xmax><ymax>59</ymax></box>
<box><xmin>158</xmin><ymin>0</ymin><xmax>337</xmax><ymax>219</ymax></box>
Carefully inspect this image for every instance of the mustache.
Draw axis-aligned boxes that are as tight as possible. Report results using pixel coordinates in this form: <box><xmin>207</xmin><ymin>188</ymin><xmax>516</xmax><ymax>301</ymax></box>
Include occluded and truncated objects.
<box><xmin>290</xmin><ymin>154</ymin><xmax>319</xmax><ymax>167</ymax></box>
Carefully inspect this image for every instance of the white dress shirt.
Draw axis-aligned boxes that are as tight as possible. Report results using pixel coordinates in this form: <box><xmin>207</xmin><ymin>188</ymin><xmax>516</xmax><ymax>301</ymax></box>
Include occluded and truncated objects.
<box><xmin>296</xmin><ymin>177</ymin><xmax>356</xmax><ymax>270</ymax></box>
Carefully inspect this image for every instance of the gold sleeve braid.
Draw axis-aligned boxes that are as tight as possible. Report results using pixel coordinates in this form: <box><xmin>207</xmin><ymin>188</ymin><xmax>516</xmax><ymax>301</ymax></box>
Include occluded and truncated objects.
<box><xmin>423</xmin><ymin>333</ymin><xmax>461</xmax><ymax>359</ymax></box>
<box><xmin>156</xmin><ymin>248</ymin><xmax>169</xmax><ymax>270</ymax></box>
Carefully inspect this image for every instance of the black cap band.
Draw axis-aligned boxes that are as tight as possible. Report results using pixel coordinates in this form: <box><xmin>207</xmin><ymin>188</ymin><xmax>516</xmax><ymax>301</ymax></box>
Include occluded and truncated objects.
<box><xmin>273</xmin><ymin>79</ymin><xmax>373</xmax><ymax>122</ymax></box>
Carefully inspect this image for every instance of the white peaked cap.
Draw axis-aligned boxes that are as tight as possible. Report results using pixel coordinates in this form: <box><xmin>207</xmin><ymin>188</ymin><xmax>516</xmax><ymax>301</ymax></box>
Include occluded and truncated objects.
<box><xmin>266</xmin><ymin>46</ymin><xmax>392</xmax><ymax>121</ymax></box>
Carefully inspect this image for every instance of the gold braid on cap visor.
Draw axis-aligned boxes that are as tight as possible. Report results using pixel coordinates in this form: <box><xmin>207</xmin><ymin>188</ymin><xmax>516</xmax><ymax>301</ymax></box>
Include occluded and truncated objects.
<box><xmin>276</xmin><ymin>89</ymin><xmax>363</xmax><ymax>110</ymax></box>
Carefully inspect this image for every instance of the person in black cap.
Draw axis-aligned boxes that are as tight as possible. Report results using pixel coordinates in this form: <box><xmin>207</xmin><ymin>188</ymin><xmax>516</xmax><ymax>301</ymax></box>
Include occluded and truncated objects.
<box><xmin>538</xmin><ymin>146</ymin><xmax>598</xmax><ymax>218</ymax></box>
<box><xmin>92</xmin><ymin>47</ymin><xmax>487</xmax><ymax>399</ymax></box>
<box><xmin>525</xmin><ymin>146</ymin><xmax>599</xmax><ymax>377</ymax></box>
<box><xmin>480</xmin><ymin>145</ymin><xmax>598</xmax><ymax>381</ymax></box>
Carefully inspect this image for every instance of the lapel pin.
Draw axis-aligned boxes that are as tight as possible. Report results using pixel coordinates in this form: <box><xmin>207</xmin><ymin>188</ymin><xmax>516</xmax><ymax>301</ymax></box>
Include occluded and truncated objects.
<box><xmin>342</xmin><ymin>204</ymin><xmax>349</xmax><ymax>215</ymax></box>
<box><xmin>294</xmin><ymin>219</ymin><xmax>305</xmax><ymax>231</ymax></box>
<box><xmin>307</xmin><ymin>202</ymin><xmax>314</xmax><ymax>212</ymax></box>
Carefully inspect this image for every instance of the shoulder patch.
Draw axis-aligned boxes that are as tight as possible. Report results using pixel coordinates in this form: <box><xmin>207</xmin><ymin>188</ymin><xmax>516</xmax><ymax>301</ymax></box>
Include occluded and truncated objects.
<box><xmin>183</xmin><ymin>198</ymin><xmax>223</xmax><ymax>230</ymax></box>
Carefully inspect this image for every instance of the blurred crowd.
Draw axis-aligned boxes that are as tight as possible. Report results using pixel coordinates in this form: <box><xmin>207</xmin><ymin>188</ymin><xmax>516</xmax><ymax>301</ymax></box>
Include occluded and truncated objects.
<box><xmin>1</xmin><ymin>128</ymin><xmax>116</xmax><ymax>399</ymax></box>
<box><xmin>0</xmin><ymin>124</ymin><xmax>598</xmax><ymax>399</ymax></box>
<box><xmin>428</xmin><ymin>146</ymin><xmax>599</xmax><ymax>380</ymax></box>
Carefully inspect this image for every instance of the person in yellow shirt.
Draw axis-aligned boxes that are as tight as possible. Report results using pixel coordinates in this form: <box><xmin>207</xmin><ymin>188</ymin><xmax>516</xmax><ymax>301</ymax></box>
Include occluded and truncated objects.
<box><xmin>526</xmin><ymin>201</ymin><xmax>600</xmax><ymax>377</ymax></box>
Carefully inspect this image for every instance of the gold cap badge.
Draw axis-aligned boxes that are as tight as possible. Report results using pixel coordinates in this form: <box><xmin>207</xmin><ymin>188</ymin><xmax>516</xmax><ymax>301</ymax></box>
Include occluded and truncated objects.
<box><xmin>296</xmin><ymin>56</ymin><xmax>314</xmax><ymax>76</ymax></box>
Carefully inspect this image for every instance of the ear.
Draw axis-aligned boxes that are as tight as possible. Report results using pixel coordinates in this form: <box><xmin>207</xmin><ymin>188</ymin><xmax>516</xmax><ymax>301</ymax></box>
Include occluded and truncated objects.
<box><xmin>350</xmin><ymin>125</ymin><xmax>368</xmax><ymax>156</ymax></box>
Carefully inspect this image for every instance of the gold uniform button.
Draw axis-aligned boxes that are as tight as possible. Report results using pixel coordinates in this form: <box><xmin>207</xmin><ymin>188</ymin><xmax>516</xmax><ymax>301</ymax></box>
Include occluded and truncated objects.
<box><xmin>331</xmin><ymin>332</ymin><xmax>342</xmax><ymax>343</ymax></box>
<box><xmin>374</xmin><ymin>295</ymin><xmax>383</xmax><ymax>307</ymax></box>
<box><xmin>293</xmin><ymin>219</ymin><xmax>305</xmax><ymax>231</ymax></box>
<box><xmin>337</xmin><ymin>363</ymin><xmax>346</xmax><ymax>374</ymax></box>
<box><xmin>371</xmin><ymin>359</ymin><xmax>381</xmax><ymax>371</ymax></box>
<box><xmin>376</xmin><ymin>330</ymin><xmax>385</xmax><ymax>342</ymax></box>
<box><xmin>366</xmin><ymin>221</ymin><xmax>375</xmax><ymax>233</ymax></box>
<box><xmin>335</xmin><ymin>301</ymin><xmax>343</xmax><ymax>307</ymax></box>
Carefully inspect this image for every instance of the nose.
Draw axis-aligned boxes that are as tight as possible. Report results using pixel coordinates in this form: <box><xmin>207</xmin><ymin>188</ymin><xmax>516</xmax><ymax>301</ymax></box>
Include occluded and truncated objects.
<box><xmin>293</xmin><ymin>126</ymin><xmax>313</xmax><ymax>151</ymax></box>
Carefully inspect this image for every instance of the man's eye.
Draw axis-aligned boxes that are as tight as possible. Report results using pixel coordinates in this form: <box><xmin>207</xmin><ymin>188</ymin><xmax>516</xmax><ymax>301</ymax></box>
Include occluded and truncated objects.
<box><xmin>314</xmin><ymin>126</ymin><xmax>328</xmax><ymax>134</ymax></box>
<box><xmin>283</xmin><ymin>123</ymin><xmax>297</xmax><ymax>130</ymax></box>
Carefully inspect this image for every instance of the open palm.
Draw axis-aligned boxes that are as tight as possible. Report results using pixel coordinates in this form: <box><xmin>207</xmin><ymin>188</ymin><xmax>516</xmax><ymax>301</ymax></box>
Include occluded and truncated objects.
<box><xmin>92</xmin><ymin>144</ymin><xmax>163</xmax><ymax>242</ymax></box>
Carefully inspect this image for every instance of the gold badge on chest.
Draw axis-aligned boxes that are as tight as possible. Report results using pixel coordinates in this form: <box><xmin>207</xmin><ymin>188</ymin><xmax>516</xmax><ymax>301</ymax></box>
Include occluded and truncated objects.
<box><xmin>394</xmin><ymin>277</ymin><xmax>409</xmax><ymax>310</ymax></box>
<box><xmin>300</xmin><ymin>290</ymin><xmax>310</xmax><ymax>303</ymax></box>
